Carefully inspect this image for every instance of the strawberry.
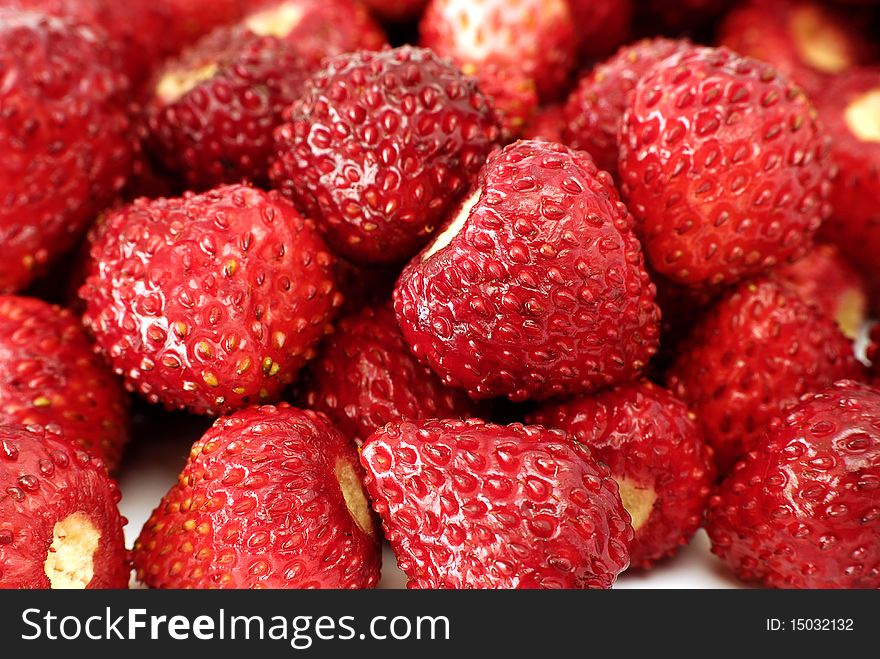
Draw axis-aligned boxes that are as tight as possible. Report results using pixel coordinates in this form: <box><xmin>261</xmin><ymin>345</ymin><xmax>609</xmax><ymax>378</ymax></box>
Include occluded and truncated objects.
<box><xmin>529</xmin><ymin>381</ymin><xmax>715</xmax><ymax>568</ymax></box>
<box><xmin>300</xmin><ymin>304</ymin><xmax>479</xmax><ymax>445</ymax></box>
<box><xmin>81</xmin><ymin>184</ymin><xmax>341</xmax><ymax>416</ymax></box>
<box><xmin>163</xmin><ymin>0</ymin><xmax>248</xmax><ymax>51</ymax></box>
<box><xmin>522</xmin><ymin>105</ymin><xmax>565</xmax><ymax>142</ymax></box>
<box><xmin>718</xmin><ymin>0</ymin><xmax>874</xmax><ymax>96</ymax></box>
<box><xmin>814</xmin><ymin>68</ymin><xmax>880</xmax><ymax>307</ymax></box>
<box><xmin>146</xmin><ymin>25</ymin><xmax>311</xmax><ymax>190</ymax></box>
<box><xmin>618</xmin><ymin>46</ymin><xmax>832</xmax><ymax>289</ymax></box>
<box><xmin>0</xmin><ymin>297</ymin><xmax>130</xmax><ymax>472</ymax></box>
<box><xmin>270</xmin><ymin>46</ymin><xmax>502</xmax><ymax>265</ymax></box>
<box><xmin>567</xmin><ymin>0</ymin><xmax>632</xmax><ymax>62</ymax></box>
<box><xmin>666</xmin><ymin>277</ymin><xmax>865</xmax><ymax>475</ymax></box>
<box><xmin>470</xmin><ymin>63</ymin><xmax>539</xmax><ymax>141</ymax></box>
<box><xmin>394</xmin><ymin>139</ymin><xmax>660</xmax><ymax>402</ymax></box>
<box><xmin>0</xmin><ymin>9</ymin><xmax>136</xmax><ymax>294</ymax></box>
<box><xmin>706</xmin><ymin>380</ymin><xmax>880</xmax><ymax>589</ymax></box>
<box><xmin>773</xmin><ymin>244</ymin><xmax>867</xmax><ymax>340</ymax></box>
<box><xmin>241</xmin><ymin>0</ymin><xmax>387</xmax><ymax>68</ymax></box>
<box><xmin>419</xmin><ymin>0</ymin><xmax>578</xmax><ymax>101</ymax></box>
<box><xmin>133</xmin><ymin>404</ymin><xmax>380</xmax><ymax>588</ymax></box>
<box><xmin>0</xmin><ymin>424</ymin><xmax>129</xmax><ymax>589</ymax></box>
<box><xmin>363</xmin><ymin>0</ymin><xmax>428</xmax><ymax>22</ymax></box>
<box><xmin>562</xmin><ymin>37</ymin><xmax>692</xmax><ymax>177</ymax></box>
<box><xmin>361</xmin><ymin>418</ymin><xmax>632</xmax><ymax>588</ymax></box>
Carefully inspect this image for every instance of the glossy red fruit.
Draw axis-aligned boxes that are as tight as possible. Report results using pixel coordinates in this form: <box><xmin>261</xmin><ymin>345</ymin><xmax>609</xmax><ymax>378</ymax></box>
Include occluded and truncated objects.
<box><xmin>241</xmin><ymin>0</ymin><xmax>387</xmax><ymax>68</ymax></box>
<box><xmin>562</xmin><ymin>38</ymin><xmax>692</xmax><ymax>177</ymax></box>
<box><xmin>363</xmin><ymin>0</ymin><xmax>428</xmax><ymax>21</ymax></box>
<box><xmin>567</xmin><ymin>0</ymin><xmax>632</xmax><ymax>62</ymax></box>
<box><xmin>619</xmin><ymin>46</ymin><xmax>832</xmax><ymax>289</ymax></box>
<box><xmin>773</xmin><ymin>244</ymin><xmax>867</xmax><ymax>339</ymax></box>
<box><xmin>0</xmin><ymin>297</ymin><xmax>130</xmax><ymax>472</ymax></box>
<box><xmin>270</xmin><ymin>46</ymin><xmax>501</xmax><ymax>265</ymax></box>
<box><xmin>522</xmin><ymin>105</ymin><xmax>565</xmax><ymax>142</ymax></box>
<box><xmin>814</xmin><ymin>68</ymin><xmax>880</xmax><ymax>306</ymax></box>
<box><xmin>666</xmin><ymin>277</ymin><xmax>864</xmax><ymax>475</ymax></box>
<box><xmin>394</xmin><ymin>140</ymin><xmax>660</xmax><ymax>402</ymax></box>
<box><xmin>146</xmin><ymin>26</ymin><xmax>311</xmax><ymax>190</ymax></box>
<box><xmin>707</xmin><ymin>380</ymin><xmax>880</xmax><ymax>589</ymax></box>
<box><xmin>529</xmin><ymin>381</ymin><xmax>714</xmax><ymax>568</ymax></box>
<box><xmin>0</xmin><ymin>9</ymin><xmax>135</xmax><ymax>294</ymax></box>
<box><xmin>718</xmin><ymin>0</ymin><xmax>874</xmax><ymax>96</ymax></box>
<box><xmin>301</xmin><ymin>304</ymin><xmax>479</xmax><ymax>445</ymax></box>
<box><xmin>163</xmin><ymin>0</ymin><xmax>247</xmax><ymax>50</ymax></box>
<box><xmin>471</xmin><ymin>63</ymin><xmax>539</xmax><ymax>141</ymax></box>
<box><xmin>419</xmin><ymin>0</ymin><xmax>578</xmax><ymax>101</ymax></box>
<box><xmin>0</xmin><ymin>424</ymin><xmax>129</xmax><ymax>589</ymax></box>
<box><xmin>361</xmin><ymin>418</ymin><xmax>632</xmax><ymax>588</ymax></box>
<box><xmin>81</xmin><ymin>184</ymin><xmax>341</xmax><ymax>416</ymax></box>
<box><xmin>134</xmin><ymin>404</ymin><xmax>381</xmax><ymax>588</ymax></box>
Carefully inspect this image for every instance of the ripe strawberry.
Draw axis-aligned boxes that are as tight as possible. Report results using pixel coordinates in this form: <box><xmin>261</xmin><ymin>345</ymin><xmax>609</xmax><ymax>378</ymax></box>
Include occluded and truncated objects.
<box><xmin>134</xmin><ymin>404</ymin><xmax>380</xmax><ymax>588</ymax></box>
<box><xmin>773</xmin><ymin>244</ymin><xmax>867</xmax><ymax>339</ymax></box>
<box><xmin>0</xmin><ymin>424</ymin><xmax>129</xmax><ymax>589</ymax></box>
<box><xmin>394</xmin><ymin>139</ymin><xmax>660</xmax><ymax>402</ymax></box>
<box><xmin>0</xmin><ymin>297</ymin><xmax>130</xmax><ymax>472</ymax></box>
<box><xmin>241</xmin><ymin>0</ymin><xmax>387</xmax><ymax>68</ymax></box>
<box><xmin>618</xmin><ymin>46</ymin><xmax>832</xmax><ymax>289</ymax></box>
<box><xmin>666</xmin><ymin>277</ymin><xmax>865</xmax><ymax>475</ymax></box>
<box><xmin>470</xmin><ymin>63</ymin><xmax>539</xmax><ymax>141</ymax></box>
<box><xmin>300</xmin><ymin>304</ymin><xmax>479</xmax><ymax>445</ymax></box>
<box><xmin>419</xmin><ymin>0</ymin><xmax>578</xmax><ymax>101</ymax></box>
<box><xmin>529</xmin><ymin>381</ymin><xmax>714</xmax><ymax>568</ymax></box>
<box><xmin>814</xmin><ymin>68</ymin><xmax>880</xmax><ymax>307</ymax></box>
<box><xmin>363</xmin><ymin>0</ymin><xmax>428</xmax><ymax>22</ymax></box>
<box><xmin>0</xmin><ymin>9</ymin><xmax>136</xmax><ymax>294</ymax></box>
<box><xmin>522</xmin><ymin>105</ymin><xmax>565</xmax><ymax>142</ymax></box>
<box><xmin>718</xmin><ymin>0</ymin><xmax>874</xmax><ymax>96</ymax></box>
<box><xmin>562</xmin><ymin>38</ymin><xmax>692</xmax><ymax>177</ymax></box>
<box><xmin>361</xmin><ymin>418</ymin><xmax>632</xmax><ymax>588</ymax></box>
<box><xmin>146</xmin><ymin>26</ymin><xmax>311</xmax><ymax>190</ymax></box>
<box><xmin>163</xmin><ymin>0</ymin><xmax>247</xmax><ymax>51</ymax></box>
<box><xmin>81</xmin><ymin>184</ymin><xmax>341</xmax><ymax>416</ymax></box>
<box><xmin>567</xmin><ymin>0</ymin><xmax>632</xmax><ymax>62</ymax></box>
<box><xmin>706</xmin><ymin>380</ymin><xmax>880</xmax><ymax>589</ymax></box>
<box><xmin>270</xmin><ymin>46</ymin><xmax>502</xmax><ymax>265</ymax></box>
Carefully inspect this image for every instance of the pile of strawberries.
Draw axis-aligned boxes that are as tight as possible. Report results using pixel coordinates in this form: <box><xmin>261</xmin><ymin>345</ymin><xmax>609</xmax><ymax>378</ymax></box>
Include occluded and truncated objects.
<box><xmin>0</xmin><ymin>0</ymin><xmax>879</xmax><ymax>591</ymax></box>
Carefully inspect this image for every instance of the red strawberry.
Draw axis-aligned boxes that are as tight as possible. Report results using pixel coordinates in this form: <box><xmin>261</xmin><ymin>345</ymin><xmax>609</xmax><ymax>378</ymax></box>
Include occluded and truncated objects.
<box><xmin>529</xmin><ymin>381</ymin><xmax>714</xmax><ymax>568</ymax></box>
<box><xmin>706</xmin><ymin>380</ymin><xmax>880</xmax><ymax>589</ymax></box>
<box><xmin>270</xmin><ymin>46</ymin><xmax>502</xmax><ymax>265</ymax></box>
<box><xmin>163</xmin><ymin>0</ymin><xmax>248</xmax><ymax>51</ymax></box>
<box><xmin>773</xmin><ymin>244</ymin><xmax>867</xmax><ymax>339</ymax></box>
<box><xmin>718</xmin><ymin>0</ymin><xmax>874</xmax><ymax>96</ymax></box>
<box><xmin>869</xmin><ymin>324</ymin><xmax>880</xmax><ymax>383</ymax></box>
<box><xmin>562</xmin><ymin>37</ymin><xmax>692</xmax><ymax>177</ymax></box>
<box><xmin>394</xmin><ymin>139</ymin><xmax>660</xmax><ymax>402</ymax></box>
<box><xmin>241</xmin><ymin>0</ymin><xmax>387</xmax><ymax>68</ymax></box>
<box><xmin>419</xmin><ymin>0</ymin><xmax>578</xmax><ymax>101</ymax></box>
<box><xmin>146</xmin><ymin>26</ymin><xmax>311</xmax><ymax>190</ymax></box>
<box><xmin>567</xmin><ymin>0</ymin><xmax>632</xmax><ymax>62</ymax></box>
<box><xmin>0</xmin><ymin>424</ymin><xmax>129</xmax><ymax>589</ymax></box>
<box><xmin>522</xmin><ymin>105</ymin><xmax>565</xmax><ymax>142</ymax></box>
<box><xmin>470</xmin><ymin>63</ymin><xmax>539</xmax><ymax>141</ymax></box>
<box><xmin>134</xmin><ymin>404</ymin><xmax>380</xmax><ymax>588</ymax></box>
<box><xmin>619</xmin><ymin>46</ymin><xmax>832</xmax><ymax>289</ymax></box>
<box><xmin>814</xmin><ymin>68</ymin><xmax>880</xmax><ymax>307</ymax></box>
<box><xmin>0</xmin><ymin>297</ymin><xmax>130</xmax><ymax>472</ymax></box>
<box><xmin>0</xmin><ymin>9</ymin><xmax>136</xmax><ymax>294</ymax></box>
<box><xmin>363</xmin><ymin>0</ymin><xmax>428</xmax><ymax>21</ymax></box>
<box><xmin>300</xmin><ymin>304</ymin><xmax>479</xmax><ymax>445</ymax></box>
<box><xmin>361</xmin><ymin>418</ymin><xmax>632</xmax><ymax>588</ymax></box>
<box><xmin>81</xmin><ymin>184</ymin><xmax>341</xmax><ymax>416</ymax></box>
<box><xmin>666</xmin><ymin>277</ymin><xmax>865</xmax><ymax>475</ymax></box>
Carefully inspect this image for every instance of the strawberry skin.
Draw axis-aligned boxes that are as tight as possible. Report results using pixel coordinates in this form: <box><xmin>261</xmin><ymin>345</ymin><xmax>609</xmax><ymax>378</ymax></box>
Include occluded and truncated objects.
<box><xmin>361</xmin><ymin>418</ymin><xmax>632</xmax><ymax>588</ymax></box>
<box><xmin>530</xmin><ymin>381</ymin><xmax>715</xmax><ymax>568</ymax></box>
<box><xmin>666</xmin><ymin>277</ymin><xmax>865</xmax><ymax>475</ymax></box>
<box><xmin>522</xmin><ymin>104</ymin><xmax>565</xmax><ymax>142</ymax></box>
<box><xmin>567</xmin><ymin>0</ymin><xmax>632</xmax><ymax>62</ymax></box>
<box><xmin>0</xmin><ymin>297</ymin><xmax>130</xmax><ymax>472</ymax></box>
<box><xmin>134</xmin><ymin>404</ymin><xmax>381</xmax><ymax>588</ymax></box>
<box><xmin>0</xmin><ymin>9</ymin><xmax>136</xmax><ymax>294</ymax></box>
<box><xmin>707</xmin><ymin>380</ymin><xmax>880</xmax><ymax>589</ymax></box>
<box><xmin>270</xmin><ymin>46</ymin><xmax>501</xmax><ymax>265</ymax></box>
<box><xmin>146</xmin><ymin>26</ymin><xmax>311</xmax><ymax>190</ymax></box>
<box><xmin>394</xmin><ymin>139</ymin><xmax>660</xmax><ymax>402</ymax></box>
<box><xmin>562</xmin><ymin>38</ymin><xmax>692</xmax><ymax>177</ymax></box>
<box><xmin>300</xmin><ymin>304</ymin><xmax>479</xmax><ymax>445</ymax></box>
<box><xmin>419</xmin><ymin>0</ymin><xmax>578</xmax><ymax>101</ymax></box>
<box><xmin>619</xmin><ymin>46</ymin><xmax>832</xmax><ymax>289</ymax></box>
<box><xmin>0</xmin><ymin>424</ymin><xmax>129</xmax><ymax>589</ymax></box>
<box><xmin>81</xmin><ymin>184</ymin><xmax>341</xmax><ymax>416</ymax></box>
